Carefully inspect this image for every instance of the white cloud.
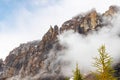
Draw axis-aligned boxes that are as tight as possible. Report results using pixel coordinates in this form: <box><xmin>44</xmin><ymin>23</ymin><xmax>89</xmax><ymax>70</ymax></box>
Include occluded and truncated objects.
<box><xmin>58</xmin><ymin>12</ymin><xmax>120</xmax><ymax>76</ymax></box>
<box><xmin>0</xmin><ymin>0</ymin><xmax>120</xmax><ymax>60</ymax></box>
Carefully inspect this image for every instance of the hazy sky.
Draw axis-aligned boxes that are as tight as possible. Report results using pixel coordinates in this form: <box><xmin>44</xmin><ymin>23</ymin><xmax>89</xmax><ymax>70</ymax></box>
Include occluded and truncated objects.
<box><xmin>0</xmin><ymin>0</ymin><xmax>120</xmax><ymax>60</ymax></box>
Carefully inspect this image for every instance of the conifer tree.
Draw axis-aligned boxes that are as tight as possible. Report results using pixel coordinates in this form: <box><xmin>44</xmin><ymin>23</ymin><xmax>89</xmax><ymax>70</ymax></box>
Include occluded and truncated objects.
<box><xmin>93</xmin><ymin>45</ymin><xmax>117</xmax><ymax>80</ymax></box>
<box><xmin>65</xmin><ymin>77</ymin><xmax>69</xmax><ymax>80</ymax></box>
<box><xmin>73</xmin><ymin>64</ymin><xmax>83</xmax><ymax>80</ymax></box>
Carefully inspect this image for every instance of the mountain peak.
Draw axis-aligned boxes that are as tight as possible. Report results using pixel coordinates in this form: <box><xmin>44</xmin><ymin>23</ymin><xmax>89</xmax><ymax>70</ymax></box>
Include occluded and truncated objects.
<box><xmin>0</xmin><ymin>6</ymin><xmax>120</xmax><ymax>80</ymax></box>
<box><xmin>103</xmin><ymin>5</ymin><xmax>119</xmax><ymax>16</ymax></box>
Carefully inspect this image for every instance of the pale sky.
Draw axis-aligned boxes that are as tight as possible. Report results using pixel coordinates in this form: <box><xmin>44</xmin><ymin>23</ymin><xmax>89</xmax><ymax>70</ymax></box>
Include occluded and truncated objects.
<box><xmin>0</xmin><ymin>0</ymin><xmax>120</xmax><ymax>60</ymax></box>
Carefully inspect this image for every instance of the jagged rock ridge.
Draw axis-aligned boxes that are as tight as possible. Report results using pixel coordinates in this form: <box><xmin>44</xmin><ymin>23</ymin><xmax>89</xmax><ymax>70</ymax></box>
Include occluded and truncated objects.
<box><xmin>0</xmin><ymin>6</ymin><xmax>119</xmax><ymax>80</ymax></box>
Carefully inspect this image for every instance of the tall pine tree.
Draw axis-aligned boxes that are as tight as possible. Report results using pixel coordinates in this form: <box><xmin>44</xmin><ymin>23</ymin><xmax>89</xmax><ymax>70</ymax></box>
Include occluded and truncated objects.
<box><xmin>73</xmin><ymin>64</ymin><xmax>83</xmax><ymax>80</ymax></box>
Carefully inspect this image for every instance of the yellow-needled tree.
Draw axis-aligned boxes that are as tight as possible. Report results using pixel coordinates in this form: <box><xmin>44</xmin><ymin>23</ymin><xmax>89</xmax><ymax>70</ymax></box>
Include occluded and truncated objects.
<box><xmin>93</xmin><ymin>45</ymin><xmax>117</xmax><ymax>80</ymax></box>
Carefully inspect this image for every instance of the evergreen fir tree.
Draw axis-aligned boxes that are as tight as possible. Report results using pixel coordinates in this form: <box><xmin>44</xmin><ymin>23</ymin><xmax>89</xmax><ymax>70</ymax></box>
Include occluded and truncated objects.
<box><xmin>73</xmin><ymin>64</ymin><xmax>83</xmax><ymax>80</ymax></box>
<box><xmin>65</xmin><ymin>77</ymin><xmax>69</xmax><ymax>80</ymax></box>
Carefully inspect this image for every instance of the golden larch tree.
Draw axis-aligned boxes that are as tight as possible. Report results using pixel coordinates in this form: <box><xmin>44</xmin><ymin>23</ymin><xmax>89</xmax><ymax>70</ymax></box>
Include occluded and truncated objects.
<box><xmin>93</xmin><ymin>45</ymin><xmax>117</xmax><ymax>80</ymax></box>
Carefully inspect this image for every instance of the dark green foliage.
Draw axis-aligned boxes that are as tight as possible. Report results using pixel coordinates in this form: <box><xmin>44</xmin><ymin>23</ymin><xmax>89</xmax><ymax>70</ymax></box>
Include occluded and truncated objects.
<box><xmin>65</xmin><ymin>77</ymin><xmax>69</xmax><ymax>80</ymax></box>
<box><xmin>73</xmin><ymin>64</ymin><xmax>83</xmax><ymax>80</ymax></box>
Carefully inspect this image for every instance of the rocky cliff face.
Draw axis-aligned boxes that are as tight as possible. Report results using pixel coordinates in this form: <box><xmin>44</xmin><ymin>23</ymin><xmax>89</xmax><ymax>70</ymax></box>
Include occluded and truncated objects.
<box><xmin>0</xmin><ymin>6</ymin><xmax>119</xmax><ymax>80</ymax></box>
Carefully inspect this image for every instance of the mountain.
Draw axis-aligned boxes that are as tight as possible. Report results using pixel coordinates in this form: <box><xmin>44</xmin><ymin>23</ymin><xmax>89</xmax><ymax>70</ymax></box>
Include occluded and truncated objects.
<box><xmin>0</xmin><ymin>6</ymin><xmax>119</xmax><ymax>80</ymax></box>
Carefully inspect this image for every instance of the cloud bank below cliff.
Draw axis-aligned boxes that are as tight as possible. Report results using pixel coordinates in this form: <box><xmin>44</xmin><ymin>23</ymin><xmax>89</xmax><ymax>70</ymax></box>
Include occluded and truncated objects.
<box><xmin>58</xmin><ymin>12</ymin><xmax>120</xmax><ymax>76</ymax></box>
